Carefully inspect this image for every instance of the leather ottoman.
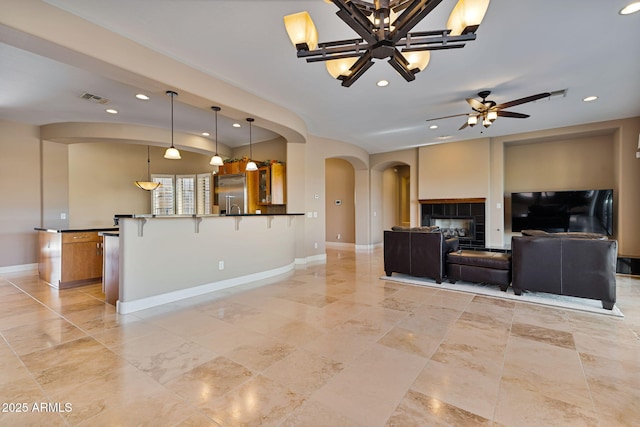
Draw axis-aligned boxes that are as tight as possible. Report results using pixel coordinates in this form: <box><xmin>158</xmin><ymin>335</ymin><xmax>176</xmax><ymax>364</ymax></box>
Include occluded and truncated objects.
<box><xmin>446</xmin><ymin>250</ymin><xmax>512</xmax><ymax>291</ymax></box>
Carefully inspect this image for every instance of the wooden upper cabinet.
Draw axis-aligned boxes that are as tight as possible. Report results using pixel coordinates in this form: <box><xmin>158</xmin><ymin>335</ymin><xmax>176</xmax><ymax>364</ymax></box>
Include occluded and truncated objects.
<box><xmin>258</xmin><ymin>163</ymin><xmax>286</xmax><ymax>205</ymax></box>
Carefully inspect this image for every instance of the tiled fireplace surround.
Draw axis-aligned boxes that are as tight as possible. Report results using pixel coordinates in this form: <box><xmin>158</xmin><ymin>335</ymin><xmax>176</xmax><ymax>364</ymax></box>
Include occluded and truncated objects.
<box><xmin>420</xmin><ymin>198</ymin><xmax>486</xmax><ymax>250</ymax></box>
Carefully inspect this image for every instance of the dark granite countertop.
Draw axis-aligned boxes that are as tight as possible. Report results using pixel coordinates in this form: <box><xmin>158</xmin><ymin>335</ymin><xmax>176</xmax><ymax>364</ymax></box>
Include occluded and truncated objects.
<box><xmin>35</xmin><ymin>227</ymin><xmax>119</xmax><ymax>233</ymax></box>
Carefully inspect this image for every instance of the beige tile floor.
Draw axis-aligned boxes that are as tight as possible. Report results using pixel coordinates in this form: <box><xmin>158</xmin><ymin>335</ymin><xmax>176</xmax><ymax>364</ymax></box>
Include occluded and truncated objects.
<box><xmin>1</xmin><ymin>247</ymin><xmax>639</xmax><ymax>426</ymax></box>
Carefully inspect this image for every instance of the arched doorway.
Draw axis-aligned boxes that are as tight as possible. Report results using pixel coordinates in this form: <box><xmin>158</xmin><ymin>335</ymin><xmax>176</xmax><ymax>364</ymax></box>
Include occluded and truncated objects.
<box><xmin>325</xmin><ymin>158</ymin><xmax>356</xmax><ymax>245</ymax></box>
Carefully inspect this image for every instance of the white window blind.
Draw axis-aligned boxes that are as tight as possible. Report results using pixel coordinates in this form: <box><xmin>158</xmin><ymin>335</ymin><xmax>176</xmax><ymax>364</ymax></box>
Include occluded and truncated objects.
<box><xmin>151</xmin><ymin>175</ymin><xmax>175</xmax><ymax>215</ymax></box>
<box><xmin>197</xmin><ymin>173</ymin><xmax>212</xmax><ymax>215</ymax></box>
<box><xmin>176</xmin><ymin>175</ymin><xmax>196</xmax><ymax>215</ymax></box>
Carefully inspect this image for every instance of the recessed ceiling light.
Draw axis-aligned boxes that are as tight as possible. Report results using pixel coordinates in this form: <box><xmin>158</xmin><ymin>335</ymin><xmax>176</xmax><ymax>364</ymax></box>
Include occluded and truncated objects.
<box><xmin>377</xmin><ymin>80</ymin><xmax>389</xmax><ymax>87</ymax></box>
<box><xmin>233</xmin><ymin>123</ymin><xmax>241</xmax><ymax>128</ymax></box>
<box><xmin>135</xmin><ymin>93</ymin><xmax>150</xmax><ymax>100</ymax></box>
<box><xmin>620</xmin><ymin>2</ymin><xmax>640</xmax><ymax>15</ymax></box>
<box><xmin>201</xmin><ymin>132</ymin><xmax>210</xmax><ymax>136</ymax></box>
<box><xmin>583</xmin><ymin>96</ymin><xmax>598</xmax><ymax>102</ymax></box>
<box><xmin>105</xmin><ymin>108</ymin><xmax>118</xmax><ymax>114</ymax></box>
<box><xmin>429</xmin><ymin>125</ymin><xmax>438</xmax><ymax>130</ymax></box>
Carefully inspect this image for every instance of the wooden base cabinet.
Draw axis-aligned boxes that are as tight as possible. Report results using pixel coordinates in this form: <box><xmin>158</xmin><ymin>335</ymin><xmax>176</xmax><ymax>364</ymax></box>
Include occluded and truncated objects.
<box><xmin>38</xmin><ymin>230</ymin><xmax>104</xmax><ymax>289</ymax></box>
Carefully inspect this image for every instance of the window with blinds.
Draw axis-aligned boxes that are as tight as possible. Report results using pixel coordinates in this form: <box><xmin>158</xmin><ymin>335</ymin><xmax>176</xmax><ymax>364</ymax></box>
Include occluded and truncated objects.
<box><xmin>151</xmin><ymin>175</ymin><xmax>175</xmax><ymax>215</ymax></box>
<box><xmin>151</xmin><ymin>173</ymin><xmax>212</xmax><ymax>215</ymax></box>
<box><xmin>197</xmin><ymin>173</ymin><xmax>212</xmax><ymax>214</ymax></box>
<box><xmin>176</xmin><ymin>175</ymin><xmax>196</xmax><ymax>215</ymax></box>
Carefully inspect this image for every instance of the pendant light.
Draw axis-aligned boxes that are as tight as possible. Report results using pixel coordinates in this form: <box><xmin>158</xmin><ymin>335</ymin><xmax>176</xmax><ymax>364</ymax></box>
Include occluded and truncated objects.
<box><xmin>209</xmin><ymin>106</ymin><xmax>224</xmax><ymax>166</ymax></box>
<box><xmin>164</xmin><ymin>90</ymin><xmax>181</xmax><ymax>159</ymax></box>
<box><xmin>135</xmin><ymin>145</ymin><xmax>162</xmax><ymax>191</ymax></box>
<box><xmin>245</xmin><ymin>118</ymin><xmax>258</xmax><ymax>172</ymax></box>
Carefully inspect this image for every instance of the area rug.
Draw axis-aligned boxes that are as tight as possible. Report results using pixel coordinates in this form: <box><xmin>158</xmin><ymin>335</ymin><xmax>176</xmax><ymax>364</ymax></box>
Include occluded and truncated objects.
<box><xmin>380</xmin><ymin>274</ymin><xmax>624</xmax><ymax>318</ymax></box>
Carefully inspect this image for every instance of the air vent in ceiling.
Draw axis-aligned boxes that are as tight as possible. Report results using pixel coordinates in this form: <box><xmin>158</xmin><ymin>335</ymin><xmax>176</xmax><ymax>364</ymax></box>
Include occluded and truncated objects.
<box><xmin>80</xmin><ymin>92</ymin><xmax>110</xmax><ymax>104</ymax></box>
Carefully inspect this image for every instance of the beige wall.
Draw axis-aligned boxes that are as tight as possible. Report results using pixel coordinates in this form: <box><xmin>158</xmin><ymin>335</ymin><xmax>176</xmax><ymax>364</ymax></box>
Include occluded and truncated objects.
<box><xmin>68</xmin><ymin>143</ymin><xmax>215</xmax><ymax>228</ymax></box>
<box><xmin>0</xmin><ymin>120</ymin><xmax>40</xmax><ymax>268</ymax></box>
<box><xmin>42</xmin><ymin>140</ymin><xmax>69</xmax><ymax>230</ymax></box>
<box><xmin>325</xmin><ymin>158</ymin><xmax>356</xmax><ymax>244</ymax></box>
<box><xmin>418</xmin><ymin>138</ymin><xmax>491</xmax><ymax>200</ymax></box>
<box><xmin>504</xmin><ymin>134</ymin><xmax>615</xmax><ymax>192</ymax></box>
<box><xmin>231</xmin><ymin>137</ymin><xmax>287</xmax><ymax>165</ymax></box>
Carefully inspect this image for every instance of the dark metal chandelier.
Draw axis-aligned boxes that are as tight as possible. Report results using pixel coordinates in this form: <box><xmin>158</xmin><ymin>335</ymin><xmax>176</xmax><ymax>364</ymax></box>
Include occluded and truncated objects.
<box><xmin>284</xmin><ymin>0</ymin><xmax>490</xmax><ymax>87</ymax></box>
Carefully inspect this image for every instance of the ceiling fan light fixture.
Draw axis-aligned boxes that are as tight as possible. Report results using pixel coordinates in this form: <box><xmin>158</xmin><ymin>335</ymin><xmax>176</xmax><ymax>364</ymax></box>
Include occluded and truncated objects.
<box><xmin>487</xmin><ymin>110</ymin><xmax>498</xmax><ymax>122</ymax></box>
<box><xmin>447</xmin><ymin>0</ymin><xmax>491</xmax><ymax>36</ymax></box>
<box><xmin>325</xmin><ymin>57</ymin><xmax>357</xmax><ymax>79</ymax></box>
<box><xmin>284</xmin><ymin>11</ymin><xmax>318</xmax><ymax>51</ymax></box>
<box><xmin>482</xmin><ymin>117</ymin><xmax>491</xmax><ymax>128</ymax></box>
<box><xmin>401</xmin><ymin>51</ymin><xmax>431</xmax><ymax>71</ymax></box>
<box><xmin>467</xmin><ymin>116</ymin><xmax>478</xmax><ymax>127</ymax></box>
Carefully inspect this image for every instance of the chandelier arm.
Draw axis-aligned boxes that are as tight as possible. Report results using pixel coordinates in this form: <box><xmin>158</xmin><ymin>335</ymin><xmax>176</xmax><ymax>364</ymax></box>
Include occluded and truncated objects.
<box><xmin>390</xmin><ymin>0</ymin><xmax>444</xmax><ymax>42</ymax></box>
<box><xmin>387</xmin><ymin>49</ymin><xmax>417</xmax><ymax>81</ymax></box>
<box><xmin>297</xmin><ymin>40</ymin><xmax>369</xmax><ymax>61</ymax></box>
<box><xmin>400</xmin><ymin>30</ymin><xmax>475</xmax><ymax>49</ymax></box>
<box><xmin>306</xmin><ymin>52</ymin><xmax>363</xmax><ymax>63</ymax></box>
<box><xmin>332</xmin><ymin>1</ymin><xmax>378</xmax><ymax>44</ymax></box>
<box><xmin>339</xmin><ymin>51</ymin><xmax>374</xmax><ymax>87</ymax></box>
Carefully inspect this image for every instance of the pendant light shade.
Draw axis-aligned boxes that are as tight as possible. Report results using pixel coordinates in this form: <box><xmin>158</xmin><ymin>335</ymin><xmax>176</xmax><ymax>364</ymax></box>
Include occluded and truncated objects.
<box><xmin>245</xmin><ymin>118</ymin><xmax>258</xmax><ymax>172</ymax></box>
<box><xmin>284</xmin><ymin>11</ymin><xmax>318</xmax><ymax>51</ymax></box>
<box><xmin>325</xmin><ymin>57</ymin><xmax>357</xmax><ymax>79</ymax></box>
<box><xmin>135</xmin><ymin>145</ymin><xmax>162</xmax><ymax>191</ymax></box>
<box><xmin>210</xmin><ymin>106</ymin><xmax>224</xmax><ymax>166</ymax></box>
<box><xmin>164</xmin><ymin>90</ymin><xmax>181</xmax><ymax>160</ymax></box>
<box><xmin>447</xmin><ymin>0</ymin><xmax>491</xmax><ymax>36</ymax></box>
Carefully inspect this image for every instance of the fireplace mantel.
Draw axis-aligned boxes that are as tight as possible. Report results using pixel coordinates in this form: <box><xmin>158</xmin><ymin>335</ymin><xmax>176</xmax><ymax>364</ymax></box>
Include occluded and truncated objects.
<box><xmin>419</xmin><ymin>198</ymin><xmax>486</xmax><ymax>204</ymax></box>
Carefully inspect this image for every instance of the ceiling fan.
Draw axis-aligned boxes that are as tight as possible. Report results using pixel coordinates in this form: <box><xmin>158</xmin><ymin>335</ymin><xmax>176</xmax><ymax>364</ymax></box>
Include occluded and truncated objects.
<box><xmin>426</xmin><ymin>90</ymin><xmax>551</xmax><ymax>130</ymax></box>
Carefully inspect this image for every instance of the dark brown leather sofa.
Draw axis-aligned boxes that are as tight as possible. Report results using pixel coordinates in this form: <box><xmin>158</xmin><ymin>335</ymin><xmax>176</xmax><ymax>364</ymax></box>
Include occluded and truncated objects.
<box><xmin>511</xmin><ymin>232</ymin><xmax>617</xmax><ymax>309</ymax></box>
<box><xmin>384</xmin><ymin>227</ymin><xmax>459</xmax><ymax>283</ymax></box>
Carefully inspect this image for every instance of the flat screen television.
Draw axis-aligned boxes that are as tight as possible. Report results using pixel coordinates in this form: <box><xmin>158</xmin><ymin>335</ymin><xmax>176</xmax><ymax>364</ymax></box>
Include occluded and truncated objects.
<box><xmin>511</xmin><ymin>189</ymin><xmax>614</xmax><ymax>235</ymax></box>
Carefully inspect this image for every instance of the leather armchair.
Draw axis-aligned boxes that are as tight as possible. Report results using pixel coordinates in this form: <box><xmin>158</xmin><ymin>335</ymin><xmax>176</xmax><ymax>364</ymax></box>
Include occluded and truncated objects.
<box><xmin>511</xmin><ymin>234</ymin><xmax>617</xmax><ymax>309</ymax></box>
<box><xmin>384</xmin><ymin>229</ymin><xmax>459</xmax><ymax>283</ymax></box>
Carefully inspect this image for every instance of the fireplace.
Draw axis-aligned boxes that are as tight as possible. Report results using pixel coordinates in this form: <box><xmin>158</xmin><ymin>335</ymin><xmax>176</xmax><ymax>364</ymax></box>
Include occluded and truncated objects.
<box><xmin>420</xmin><ymin>198</ymin><xmax>486</xmax><ymax>249</ymax></box>
<box><xmin>430</xmin><ymin>217</ymin><xmax>475</xmax><ymax>240</ymax></box>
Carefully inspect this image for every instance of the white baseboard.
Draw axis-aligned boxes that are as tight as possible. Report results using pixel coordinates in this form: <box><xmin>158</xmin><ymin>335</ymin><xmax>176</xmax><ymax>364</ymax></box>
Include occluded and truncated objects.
<box><xmin>117</xmin><ymin>262</ymin><xmax>296</xmax><ymax>314</ymax></box>
<box><xmin>0</xmin><ymin>263</ymin><xmax>37</xmax><ymax>274</ymax></box>
<box><xmin>325</xmin><ymin>241</ymin><xmax>353</xmax><ymax>248</ymax></box>
<box><xmin>355</xmin><ymin>242</ymin><xmax>382</xmax><ymax>251</ymax></box>
<box><xmin>295</xmin><ymin>253</ymin><xmax>327</xmax><ymax>265</ymax></box>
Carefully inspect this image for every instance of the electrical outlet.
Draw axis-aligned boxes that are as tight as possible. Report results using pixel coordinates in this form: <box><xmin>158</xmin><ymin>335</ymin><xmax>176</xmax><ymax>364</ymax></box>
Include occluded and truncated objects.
<box><xmin>337</xmin><ymin>233</ymin><xmax>341</xmax><ymax>240</ymax></box>
<box><xmin>218</xmin><ymin>261</ymin><xmax>224</xmax><ymax>270</ymax></box>
<box><xmin>314</xmin><ymin>242</ymin><xmax>318</xmax><ymax>249</ymax></box>
<box><xmin>60</xmin><ymin>212</ymin><xmax>66</xmax><ymax>220</ymax></box>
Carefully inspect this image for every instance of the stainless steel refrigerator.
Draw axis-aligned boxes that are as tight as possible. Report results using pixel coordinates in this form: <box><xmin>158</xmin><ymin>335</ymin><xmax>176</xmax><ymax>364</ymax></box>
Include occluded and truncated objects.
<box><xmin>216</xmin><ymin>174</ymin><xmax>247</xmax><ymax>214</ymax></box>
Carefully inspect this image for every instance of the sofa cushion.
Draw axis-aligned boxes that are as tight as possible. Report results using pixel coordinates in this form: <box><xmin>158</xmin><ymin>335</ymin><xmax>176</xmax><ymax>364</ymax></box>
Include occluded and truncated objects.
<box><xmin>521</xmin><ymin>229</ymin><xmax>607</xmax><ymax>240</ymax></box>
<box><xmin>521</xmin><ymin>229</ymin><xmax>548</xmax><ymax>236</ymax></box>
<box><xmin>447</xmin><ymin>251</ymin><xmax>511</xmax><ymax>270</ymax></box>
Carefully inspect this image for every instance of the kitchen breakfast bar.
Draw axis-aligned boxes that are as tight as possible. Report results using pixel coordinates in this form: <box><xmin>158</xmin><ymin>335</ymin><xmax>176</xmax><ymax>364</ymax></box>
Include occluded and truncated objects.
<box><xmin>38</xmin><ymin>213</ymin><xmax>304</xmax><ymax>314</ymax></box>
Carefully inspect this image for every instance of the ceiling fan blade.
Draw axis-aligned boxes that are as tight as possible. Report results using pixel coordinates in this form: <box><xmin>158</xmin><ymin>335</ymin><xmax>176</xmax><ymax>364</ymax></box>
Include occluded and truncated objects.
<box><xmin>466</xmin><ymin>98</ymin><xmax>485</xmax><ymax>111</ymax></box>
<box><xmin>425</xmin><ymin>113</ymin><xmax>469</xmax><ymax>122</ymax></box>
<box><xmin>495</xmin><ymin>92</ymin><xmax>551</xmax><ymax>110</ymax></box>
<box><xmin>458</xmin><ymin>121</ymin><xmax>469</xmax><ymax>130</ymax></box>
<box><xmin>497</xmin><ymin>110</ymin><xmax>529</xmax><ymax>119</ymax></box>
